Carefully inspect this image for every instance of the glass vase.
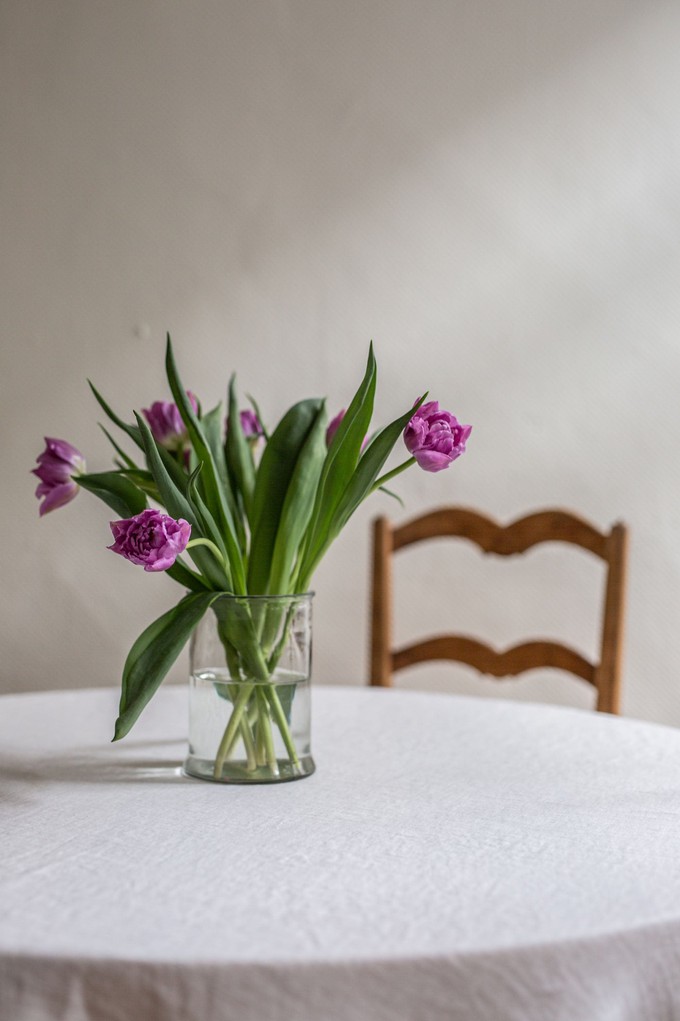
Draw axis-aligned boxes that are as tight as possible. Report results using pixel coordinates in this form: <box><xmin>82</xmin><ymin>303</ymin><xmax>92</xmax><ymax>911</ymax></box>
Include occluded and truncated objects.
<box><xmin>183</xmin><ymin>593</ymin><xmax>315</xmax><ymax>784</ymax></box>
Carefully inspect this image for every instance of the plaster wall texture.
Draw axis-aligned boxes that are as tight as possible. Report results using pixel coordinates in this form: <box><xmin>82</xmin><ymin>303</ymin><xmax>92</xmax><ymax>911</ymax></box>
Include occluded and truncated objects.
<box><xmin>2</xmin><ymin>0</ymin><xmax>679</xmax><ymax>723</ymax></box>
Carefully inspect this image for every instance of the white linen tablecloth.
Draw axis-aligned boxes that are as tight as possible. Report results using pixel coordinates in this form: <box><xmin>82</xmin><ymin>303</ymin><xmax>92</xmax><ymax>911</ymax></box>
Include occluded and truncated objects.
<box><xmin>1</xmin><ymin>685</ymin><xmax>680</xmax><ymax>1021</ymax></box>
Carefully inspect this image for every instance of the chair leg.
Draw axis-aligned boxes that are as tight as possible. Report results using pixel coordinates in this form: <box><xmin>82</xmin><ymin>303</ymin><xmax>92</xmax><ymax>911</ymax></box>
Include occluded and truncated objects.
<box><xmin>370</xmin><ymin>517</ymin><xmax>393</xmax><ymax>686</ymax></box>
<box><xmin>596</xmin><ymin>523</ymin><xmax>628</xmax><ymax>714</ymax></box>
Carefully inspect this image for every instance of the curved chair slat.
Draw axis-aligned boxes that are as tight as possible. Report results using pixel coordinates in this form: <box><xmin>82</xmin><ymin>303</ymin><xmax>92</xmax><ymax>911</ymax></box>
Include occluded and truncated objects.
<box><xmin>393</xmin><ymin>636</ymin><xmax>596</xmax><ymax>685</ymax></box>
<box><xmin>393</xmin><ymin>507</ymin><xmax>609</xmax><ymax>559</ymax></box>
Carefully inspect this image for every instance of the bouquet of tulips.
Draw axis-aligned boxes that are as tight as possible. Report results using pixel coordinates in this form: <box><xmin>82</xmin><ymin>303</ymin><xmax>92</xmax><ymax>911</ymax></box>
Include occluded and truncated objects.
<box><xmin>34</xmin><ymin>337</ymin><xmax>470</xmax><ymax>778</ymax></box>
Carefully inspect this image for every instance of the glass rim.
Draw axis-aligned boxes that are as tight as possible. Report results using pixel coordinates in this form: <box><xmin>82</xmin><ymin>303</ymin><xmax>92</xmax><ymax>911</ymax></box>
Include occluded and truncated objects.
<box><xmin>210</xmin><ymin>591</ymin><xmax>315</xmax><ymax>602</ymax></box>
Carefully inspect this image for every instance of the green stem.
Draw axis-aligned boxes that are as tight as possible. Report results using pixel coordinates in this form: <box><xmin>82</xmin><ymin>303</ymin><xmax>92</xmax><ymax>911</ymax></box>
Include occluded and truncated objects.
<box><xmin>221</xmin><ymin>645</ymin><xmax>258</xmax><ymax>770</ymax></box>
<box><xmin>256</xmin><ymin>687</ymin><xmax>279</xmax><ymax>775</ymax></box>
<box><xmin>213</xmin><ymin>683</ymin><xmax>254</xmax><ymax>778</ymax></box>
<box><xmin>241</xmin><ymin>717</ymin><xmax>258</xmax><ymax>770</ymax></box>
<box><xmin>255</xmin><ymin>713</ymin><xmax>267</xmax><ymax>767</ymax></box>
<box><xmin>210</xmin><ymin>602</ymin><xmax>304</xmax><ymax>776</ymax></box>
<box><xmin>213</xmin><ymin>688</ymin><xmax>258</xmax><ymax>771</ymax></box>
<box><xmin>265</xmin><ymin>604</ymin><xmax>297</xmax><ymax>673</ymax></box>
<box><xmin>265</xmin><ymin>685</ymin><xmax>300</xmax><ymax>768</ymax></box>
<box><xmin>227</xmin><ymin>685</ymin><xmax>257</xmax><ymax>770</ymax></box>
<box><xmin>371</xmin><ymin>456</ymin><xmax>416</xmax><ymax>493</ymax></box>
<box><xmin>186</xmin><ymin>537</ymin><xmax>228</xmax><ymax>570</ymax></box>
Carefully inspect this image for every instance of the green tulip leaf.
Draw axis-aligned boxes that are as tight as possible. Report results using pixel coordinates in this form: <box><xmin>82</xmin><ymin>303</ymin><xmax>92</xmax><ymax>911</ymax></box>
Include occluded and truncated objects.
<box><xmin>165</xmin><ymin>337</ymin><xmax>246</xmax><ymax>593</ymax></box>
<box><xmin>298</xmin><ymin>395</ymin><xmax>426</xmax><ymax>587</ymax></box>
<box><xmin>114</xmin><ymin>592</ymin><xmax>221</xmax><ymax>740</ymax></box>
<box><xmin>77</xmin><ymin>471</ymin><xmax>148</xmax><ymax>519</ymax></box>
<box><xmin>186</xmin><ymin>464</ymin><xmax>233</xmax><ymax>587</ymax></box>
<box><xmin>247</xmin><ymin>397</ymin><xmax>325</xmax><ymax>594</ymax></box>
<box><xmin>378</xmin><ymin>485</ymin><xmax>405</xmax><ymax>508</ymax></box>
<box><xmin>201</xmin><ymin>402</ymin><xmax>246</xmax><ymax>551</ymax></box>
<box><xmin>200</xmin><ymin>405</ymin><xmax>228</xmax><ymax>481</ymax></box>
<box><xmin>88</xmin><ymin>381</ymin><xmax>143</xmax><ymax>451</ymax></box>
<box><xmin>297</xmin><ymin>345</ymin><xmax>376</xmax><ymax>580</ymax></box>
<box><xmin>116</xmin><ymin>469</ymin><xmax>162</xmax><ymax>503</ymax></box>
<box><xmin>98</xmin><ymin>425</ymin><xmax>138</xmax><ymax>470</ymax></box>
<box><xmin>135</xmin><ymin>413</ymin><xmax>196</xmax><ymax>524</ymax></box>
<box><xmin>267</xmin><ymin>401</ymin><xmax>327</xmax><ymax>594</ymax></box>
<box><xmin>225</xmin><ymin>375</ymin><xmax>256</xmax><ymax>522</ymax></box>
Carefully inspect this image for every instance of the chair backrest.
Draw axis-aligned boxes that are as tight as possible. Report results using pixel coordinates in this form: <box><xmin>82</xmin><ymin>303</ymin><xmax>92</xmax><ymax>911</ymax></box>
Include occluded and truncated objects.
<box><xmin>369</xmin><ymin>507</ymin><xmax>628</xmax><ymax>713</ymax></box>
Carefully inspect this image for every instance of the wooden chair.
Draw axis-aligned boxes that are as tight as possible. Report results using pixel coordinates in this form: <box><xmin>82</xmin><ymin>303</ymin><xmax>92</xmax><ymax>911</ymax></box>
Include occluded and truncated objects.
<box><xmin>369</xmin><ymin>507</ymin><xmax>628</xmax><ymax>713</ymax></box>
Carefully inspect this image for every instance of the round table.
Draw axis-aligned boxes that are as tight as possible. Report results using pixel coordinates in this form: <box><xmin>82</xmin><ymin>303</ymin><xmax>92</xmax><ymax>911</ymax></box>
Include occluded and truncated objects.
<box><xmin>2</xmin><ymin>686</ymin><xmax>680</xmax><ymax>1021</ymax></box>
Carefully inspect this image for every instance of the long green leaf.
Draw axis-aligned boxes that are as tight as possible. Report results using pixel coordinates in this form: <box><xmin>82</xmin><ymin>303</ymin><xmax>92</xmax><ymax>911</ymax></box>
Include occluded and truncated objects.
<box><xmin>201</xmin><ymin>404</ymin><xmax>228</xmax><ymax>486</ymax></box>
<box><xmin>135</xmin><ymin>413</ymin><xmax>196</xmax><ymax>524</ymax></box>
<box><xmin>88</xmin><ymin>381</ymin><xmax>144</xmax><ymax>451</ymax></box>
<box><xmin>298</xmin><ymin>396</ymin><xmax>427</xmax><ymax>588</ymax></box>
<box><xmin>186</xmin><ymin>465</ymin><xmax>233</xmax><ymax>588</ymax></box>
<box><xmin>225</xmin><ymin>375</ymin><xmax>256</xmax><ymax>522</ymax></box>
<box><xmin>267</xmin><ymin>401</ymin><xmax>327</xmax><ymax>594</ymax></box>
<box><xmin>99</xmin><ymin>424</ymin><xmax>138</xmax><ymax>470</ymax></box>
<box><xmin>202</xmin><ymin>402</ymin><xmax>245</xmax><ymax>550</ymax></box>
<box><xmin>333</xmin><ymin>402</ymin><xmax>424</xmax><ymax>533</ymax></box>
<box><xmin>116</xmin><ymin>469</ymin><xmax>162</xmax><ymax>503</ymax></box>
<box><xmin>248</xmin><ymin>397</ymin><xmax>324</xmax><ymax>593</ymax></box>
<box><xmin>378</xmin><ymin>485</ymin><xmax>405</xmax><ymax>508</ymax></box>
<box><xmin>165</xmin><ymin>337</ymin><xmax>246</xmax><ymax>593</ymax></box>
<box><xmin>113</xmin><ymin>592</ymin><xmax>220</xmax><ymax>739</ymax></box>
<box><xmin>77</xmin><ymin>471</ymin><xmax>147</xmax><ymax>519</ymax></box>
<box><xmin>298</xmin><ymin>346</ymin><xmax>376</xmax><ymax>579</ymax></box>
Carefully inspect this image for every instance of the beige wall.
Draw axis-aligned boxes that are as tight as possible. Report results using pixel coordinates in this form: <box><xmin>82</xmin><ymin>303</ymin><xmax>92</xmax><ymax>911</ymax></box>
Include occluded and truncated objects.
<box><xmin>3</xmin><ymin>1</ymin><xmax>680</xmax><ymax>723</ymax></box>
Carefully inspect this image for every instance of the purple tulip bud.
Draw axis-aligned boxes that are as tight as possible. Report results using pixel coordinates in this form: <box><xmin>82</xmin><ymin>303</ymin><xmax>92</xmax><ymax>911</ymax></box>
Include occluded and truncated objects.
<box><xmin>224</xmin><ymin>408</ymin><xmax>264</xmax><ymax>444</ymax></box>
<box><xmin>326</xmin><ymin>409</ymin><xmax>346</xmax><ymax>447</ymax></box>
<box><xmin>239</xmin><ymin>409</ymin><xmax>263</xmax><ymax>439</ymax></box>
<box><xmin>108</xmin><ymin>509</ymin><xmax>191</xmax><ymax>572</ymax></box>
<box><xmin>142</xmin><ymin>392</ymin><xmax>198</xmax><ymax>450</ymax></box>
<box><xmin>404</xmin><ymin>401</ymin><xmax>472</xmax><ymax>473</ymax></box>
<box><xmin>326</xmin><ymin>409</ymin><xmax>369</xmax><ymax>450</ymax></box>
<box><xmin>32</xmin><ymin>438</ymin><xmax>86</xmax><ymax>516</ymax></box>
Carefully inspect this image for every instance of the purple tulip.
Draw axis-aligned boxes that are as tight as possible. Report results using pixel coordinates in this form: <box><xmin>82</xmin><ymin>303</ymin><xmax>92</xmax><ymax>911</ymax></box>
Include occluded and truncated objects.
<box><xmin>142</xmin><ymin>392</ymin><xmax>198</xmax><ymax>450</ymax></box>
<box><xmin>404</xmin><ymin>401</ymin><xmax>472</xmax><ymax>473</ymax></box>
<box><xmin>108</xmin><ymin>509</ymin><xmax>191</xmax><ymax>572</ymax></box>
<box><xmin>239</xmin><ymin>409</ymin><xmax>263</xmax><ymax>439</ymax></box>
<box><xmin>33</xmin><ymin>438</ymin><xmax>86</xmax><ymax>516</ymax></box>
